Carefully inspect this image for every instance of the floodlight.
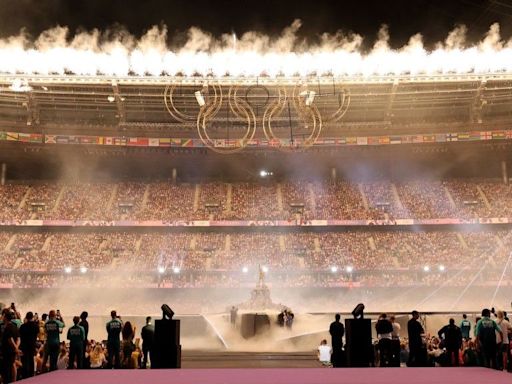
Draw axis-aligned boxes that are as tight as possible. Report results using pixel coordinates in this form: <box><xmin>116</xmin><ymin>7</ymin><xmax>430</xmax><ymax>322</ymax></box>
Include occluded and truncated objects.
<box><xmin>194</xmin><ymin>91</ymin><xmax>206</xmax><ymax>107</ymax></box>
<box><xmin>64</xmin><ymin>266</ymin><xmax>72</xmax><ymax>274</ymax></box>
<box><xmin>157</xmin><ymin>266</ymin><xmax>166</xmax><ymax>274</ymax></box>
<box><xmin>261</xmin><ymin>266</ymin><xmax>269</xmax><ymax>273</ymax></box>
<box><xmin>79</xmin><ymin>266</ymin><xmax>88</xmax><ymax>274</ymax></box>
<box><xmin>242</xmin><ymin>266</ymin><xmax>249</xmax><ymax>273</ymax></box>
<box><xmin>330</xmin><ymin>266</ymin><xmax>338</xmax><ymax>273</ymax></box>
<box><xmin>438</xmin><ymin>265</ymin><xmax>445</xmax><ymax>272</ymax></box>
<box><xmin>423</xmin><ymin>265</ymin><xmax>430</xmax><ymax>272</ymax></box>
<box><xmin>346</xmin><ymin>266</ymin><xmax>354</xmax><ymax>273</ymax></box>
<box><xmin>173</xmin><ymin>266</ymin><xmax>181</xmax><ymax>274</ymax></box>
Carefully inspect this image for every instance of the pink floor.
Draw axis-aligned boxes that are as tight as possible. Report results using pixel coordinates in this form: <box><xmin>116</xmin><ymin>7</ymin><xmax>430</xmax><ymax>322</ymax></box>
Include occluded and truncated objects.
<box><xmin>19</xmin><ymin>367</ymin><xmax>509</xmax><ymax>384</ymax></box>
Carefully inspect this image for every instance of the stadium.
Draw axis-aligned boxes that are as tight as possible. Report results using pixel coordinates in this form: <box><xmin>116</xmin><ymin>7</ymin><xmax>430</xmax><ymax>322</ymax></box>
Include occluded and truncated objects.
<box><xmin>0</xmin><ymin>0</ymin><xmax>511</xmax><ymax>382</ymax></box>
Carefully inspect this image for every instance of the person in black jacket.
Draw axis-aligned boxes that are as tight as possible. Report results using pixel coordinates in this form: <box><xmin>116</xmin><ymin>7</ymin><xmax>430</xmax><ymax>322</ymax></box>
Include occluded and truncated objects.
<box><xmin>407</xmin><ymin>310</ymin><xmax>426</xmax><ymax>367</ymax></box>
<box><xmin>376</xmin><ymin>313</ymin><xmax>393</xmax><ymax>367</ymax></box>
<box><xmin>19</xmin><ymin>312</ymin><xmax>38</xmax><ymax>378</ymax></box>
<box><xmin>140</xmin><ymin>316</ymin><xmax>154</xmax><ymax>369</ymax></box>
<box><xmin>329</xmin><ymin>314</ymin><xmax>345</xmax><ymax>367</ymax></box>
<box><xmin>438</xmin><ymin>318</ymin><xmax>463</xmax><ymax>366</ymax></box>
<box><xmin>79</xmin><ymin>311</ymin><xmax>89</xmax><ymax>368</ymax></box>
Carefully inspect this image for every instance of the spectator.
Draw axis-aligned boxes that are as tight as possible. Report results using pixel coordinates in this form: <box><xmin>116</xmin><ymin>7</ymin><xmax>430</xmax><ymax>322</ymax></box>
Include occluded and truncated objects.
<box><xmin>79</xmin><ymin>311</ymin><xmax>89</xmax><ymax>368</ymax></box>
<box><xmin>496</xmin><ymin>310</ymin><xmax>512</xmax><ymax>371</ymax></box>
<box><xmin>317</xmin><ymin>339</ymin><xmax>332</xmax><ymax>366</ymax></box>
<box><xmin>1</xmin><ymin>311</ymin><xmax>20</xmax><ymax>383</ymax></box>
<box><xmin>141</xmin><ymin>317</ymin><xmax>154</xmax><ymax>369</ymax></box>
<box><xmin>475</xmin><ymin>308</ymin><xmax>502</xmax><ymax>369</ymax></box>
<box><xmin>460</xmin><ymin>314</ymin><xmax>471</xmax><ymax>340</ymax></box>
<box><xmin>407</xmin><ymin>310</ymin><xmax>426</xmax><ymax>367</ymax></box>
<box><xmin>89</xmin><ymin>343</ymin><xmax>107</xmax><ymax>369</ymax></box>
<box><xmin>121</xmin><ymin>322</ymin><xmax>136</xmax><ymax>369</ymax></box>
<box><xmin>376</xmin><ymin>313</ymin><xmax>393</xmax><ymax>367</ymax></box>
<box><xmin>19</xmin><ymin>311</ymin><xmax>39</xmax><ymax>378</ymax></box>
<box><xmin>437</xmin><ymin>318</ymin><xmax>462</xmax><ymax>366</ymax></box>
<box><xmin>390</xmin><ymin>315</ymin><xmax>401</xmax><ymax>367</ymax></box>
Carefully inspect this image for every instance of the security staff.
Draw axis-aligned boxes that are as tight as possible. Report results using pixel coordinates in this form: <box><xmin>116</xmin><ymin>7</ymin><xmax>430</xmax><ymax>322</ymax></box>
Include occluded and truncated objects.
<box><xmin>106</xmin><ymin>310</ymin><xmax>123</xmax><ymax>369</ymax></box>
<box><xmin>67</xmin><ymin>316</ymin><xmax>85</xmax><ymax>369</ymax></box>
<box><xmin>45</xmin><ymin>310</ymin><xmax>65</xmax><ymax>371</ymax></box>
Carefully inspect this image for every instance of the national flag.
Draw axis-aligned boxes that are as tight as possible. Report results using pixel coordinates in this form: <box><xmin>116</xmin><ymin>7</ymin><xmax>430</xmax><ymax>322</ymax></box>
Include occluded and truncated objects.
<box><xmin>29</xmin><ymin>134</ymin><xmax>41</xmax><ymax>143</ymax></box>
<box><xmin>356</xmin><ymin>137</ymin><xmax>368</xmax><ymax>145</ymax></box>
<box><xmin>435</xmin><ymin>134</ymin><xmax>446</xmax><ymax>142</ymax></box>
<box><xmin>446</xmin><ymin>133</ymin><xmax>458</xmax><ymax>142</ymax></box>
<box><xmin>401</xmin><ymin>135</ymin><xmax>413</xmax><ymax>144</ymax></box>
<box><xmin>492</xmin><ymin>131</ymin><xmax>506</xmax><ymax>139</ymax></box>
<box><xmin>367</xmin><ymin>137</ymin><xmax>379</xmax><ymax>145</ymax></box>
<box><xmin>480</xmin><ymin>131</ymin><xmax>492</xmax><ymax>140</ymax></box>
<box><xmin>105</xmin><ymin>137</ymin><xmax>113</xmax><ymax>145</ymax></box>
<box><xmin>18</xmin><ymin>133</ymin><xmax>30</xmax><ymax>142</ymax></box>
<box><xmin>182</xmin><ymin>139</ymin><xmax>194</xmax><ymax>147</ymax></box>
<box><xmin>67</xmin><ymin>136</ymin><xmax>79</xmax><ymax>144</ymax></box>
<box><xmin>149</xmin><ymin>138</ymin><xmax>159</xmax><ymax>147</ymax></box>
<box><xmin>346</xmin><ymin>137</ymin><xmax>357</xmax><ymax>145</ymax></box>
<box><xmin>247</xmin><ymin>139</ymin><xmax>259</xmax><ymax>146</ymax></box>
<box><xmin>412</xmin><ymin>135</ymin><xmax>423</xmax><ymax>143</ymax></box>
<box><xmin>469</xmin><ymin>132</ymin><xmax>481</xmax><ymax>141</ymax></box>
<box><xmin>214</xmin><ymin>139</ymin><xmax>225</xmax><ymax>147</ymax></box>
<box><xmin>423</xmin><ymin>135</ymin><xmax>436</xmax><ymax>142</ymax></box>
<box><xmin>56</xmin><ymin>136</ymin><xmax>69</xmax><ymax>144</ymax></box>
<box><xmin>0</xmin><ymin>132</ymin><xmax>5</xmax><ymax>141</ymax></box>
<box><xmin>6</xmin><ymin>132</ymin><xmax>18</xmax><ymax>141</ymax></box>
<box><xmin>337</xmin><ymin>137</ymin><xmax>347</xmax><ymax>145</ymax></box>
<box><xmin>45</xmin><ymin>135</ymin><xmax>56</xmax><ymax>144</ymax></box>
<box><xmin>80</xmin><ymin>136</ymin><xmax>95</xmax><ymax>144</ymax></box>
<box><xmin>378</xmin><ymin>136</ymin><xmax>390</xmax><ymax>145</ymax></box>
<box><xmin>389</xmin><ymin>136</ymin><xmax>401</xmax><ymax>144</ymax></box>
<box><xmin>505</xmin><ymin>131</ymin><xmax>512</xmax><ymax>139</ymax></box>
<box><xmin>457</xmin><ymin>133</ymin><xmax>470</xmax><ymax>141</ymax></box>
<box><xmin>269</xmin><ymin>139</ymin><xmax>280</xmax><ymax>147</ymax></box>
<box><xmin>323</xmin><ymin>138</ymin><xmax>336</xmax><ymax>145</ymax></box>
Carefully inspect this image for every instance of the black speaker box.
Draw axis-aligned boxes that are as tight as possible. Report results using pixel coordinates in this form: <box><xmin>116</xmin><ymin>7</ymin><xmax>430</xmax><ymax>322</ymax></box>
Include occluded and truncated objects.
<box><xmin>345</xmin><ymin>318</ymin><xmax>373</xmax><ymax>367</ymax></box>
<box><xmin>152</xmin><ymin>319</ymin><xmax>181</xmax><ymax>368</ymax></box>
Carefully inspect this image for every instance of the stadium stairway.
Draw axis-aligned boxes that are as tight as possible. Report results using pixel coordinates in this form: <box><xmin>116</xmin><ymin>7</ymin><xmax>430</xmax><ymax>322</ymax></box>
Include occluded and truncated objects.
<box><xmin>475</xmin><ymin>185</ymin><xmax>491</xmax><ymax>210</ymax></box>
<box><xmin>17</xmin><ymin>186</ymin><xmax>31</xmax><ymax>210</ymax></box>
<box><xmin>5</xmin><ymin>234</ymin><xmax>16</xmax><ymax>252</ymax></box>
<box><xmin>106</xmin><ymin>184</ymin><xmax>119</xmax><ymax>211</ymax></box>
<box><xmin>391</xmin><ymin>183</ymin><xmax>404</xmax><ymax>210</ymax></box>
<box><xmin>307</xmin><ymin>183</ymin><xmax>316</xmax><ymax>211</ymax></box>
<box><xmin>51</xmin><ymin>186</ymin><xmax>66</xmax><ymax>213</ymax></box>
<box><xmin>444</xmin><ymin>186</ymin><xmax>456</xmax><ymax>209</ymax></box>
<box><xmin>277</xmin><ymin>183</ymin><xmax>283</xmax><ymax>211</ymax></box>
<box><xmin>225</xmin><ymin>184</ymin><xmax>232</xmax><ymax>212</ymax></box>
<box><xmin>357</xmin><ymin>183</ymin><xmax>370</xmax><ymax>210</ymax></box>
<box><xmin>193</xmin><ymin>184</ymin><xmax>201</xmax><ymax>212</ymax></box>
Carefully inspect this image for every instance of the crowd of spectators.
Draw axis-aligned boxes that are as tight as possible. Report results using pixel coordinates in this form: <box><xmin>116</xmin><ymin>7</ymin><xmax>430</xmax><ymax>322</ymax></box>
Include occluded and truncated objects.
<box><xmin>2</xmin><ymin>178</ymin><xmax>512</xmax><ymax>221</ymax></box>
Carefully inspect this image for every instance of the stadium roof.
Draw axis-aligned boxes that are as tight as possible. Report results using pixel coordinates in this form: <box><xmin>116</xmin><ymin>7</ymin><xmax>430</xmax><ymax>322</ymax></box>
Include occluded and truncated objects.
<box><xmin>1</xmin><ymin>73</ymin><xmax>511</xmax><ymax>139</ymax></box>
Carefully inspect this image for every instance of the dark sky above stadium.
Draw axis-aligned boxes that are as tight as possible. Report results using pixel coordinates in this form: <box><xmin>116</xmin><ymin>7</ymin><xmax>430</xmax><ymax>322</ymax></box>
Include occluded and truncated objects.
<box><xmin>0</xmin><ymin>0</ymin><xmax>511</xmax><ymax>49</ymax></box>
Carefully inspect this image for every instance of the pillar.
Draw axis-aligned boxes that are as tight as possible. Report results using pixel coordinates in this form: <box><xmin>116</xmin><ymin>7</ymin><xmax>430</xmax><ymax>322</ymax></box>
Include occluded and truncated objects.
<box><xmin>501</xmin><ymin>160</ymin><xmax>508</xmax><ymax>184</ymax></box>
<box><xmin>330</xmin><ymin>167</ymin><xmax>337</xmax><ymax>181</ymax></box>
<box><xmin>1</xmin><ymin>163</ymin><xmax>6</xmax><ymax>186</ymax></box>
<box><xmin>172</xmin><ymin>168</ymin><xmax>177</xmax><ymax>184</ymax></box>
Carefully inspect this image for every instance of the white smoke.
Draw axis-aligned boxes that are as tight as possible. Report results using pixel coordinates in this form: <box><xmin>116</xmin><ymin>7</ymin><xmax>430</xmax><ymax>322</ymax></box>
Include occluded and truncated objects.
<box><xmin>1</xmin><ymin>20</ymin><xmax>512</xmax><ymax>77</ymax></box>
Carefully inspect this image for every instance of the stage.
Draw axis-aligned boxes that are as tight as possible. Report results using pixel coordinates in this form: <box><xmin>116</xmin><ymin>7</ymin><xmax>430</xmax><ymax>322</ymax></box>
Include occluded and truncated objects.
<box><xmin>20</xmin><ymin>367</ymin><xmax>508</xmax><ymax>384</ymax></box>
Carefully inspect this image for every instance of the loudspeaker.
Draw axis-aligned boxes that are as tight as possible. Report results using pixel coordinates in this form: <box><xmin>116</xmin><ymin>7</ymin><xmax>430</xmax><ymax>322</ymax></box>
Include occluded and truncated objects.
<box><xmin>152</xmin><ymin>319</ymin><xmax>181</xmax><ymax>368</ymax></box>
<box><xmin>345</xmin><ymin>318</ymin><xmax>372</xmax><ymax>367</ymax></box>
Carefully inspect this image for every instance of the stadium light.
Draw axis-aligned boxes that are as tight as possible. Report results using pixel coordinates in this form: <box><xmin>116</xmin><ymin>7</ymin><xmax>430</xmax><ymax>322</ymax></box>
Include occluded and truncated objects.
<box><xmin>107</xmin><ymin>95</ymin><xmax>115</xmax><ymax>102</ymax></box>
<box><xmin>305</xmin><ymin>91</ymin><xmax>316</xmax><ymax>106</ymax></box>
<box><xmin>423</xmin><ymin>265</ymin><xmax>430</xmax><ymax>272</ymax></box>
<box><xmin>79</xmin><ymin>266</ymin><xmax>88</xmax><ymax>274</ymax></box>
<box><xmin>438</xmin><ymin>265</ymin><xmax>446</xmax><ymax>272</ymax></box>
<box><xmin>64</xmin><ymin>266</ymin><xmax>72</xmax><ymax>274</ymax></box>
<box><xmin>330</xmin><ymin>266</ymin><xmax>338</xmax><ymax>273</ymax></box>
<box><xmin>194</xmin><ymin>91</ymin><xmax>206</xmax><ymax>107</ymax></box>
<box><xmin>259</xmin><ymin>170</ymin><xmax>273</xmax><ymax>178</ymax></box>
<box><xmin>173</xmin><ymin>266</ymin><xmax>181</xmax><ymax>274</ymax></box>
<box><xmin>242</xmin><ymin>266</ymin><xmax>249</xmax><ymax>273</ymax></box>
<box><xmin>157</xmin><ymin>266</ymin><xmax>166</xmax><ymax>274</ymax></box>
<box><xmin>346</xmin><ymin>266</ymin><xmax>354</xmax><ymax>273</ymax></box>
<box><xmin>262</xmin><ymin>266</ymin><xmax>269</xmax><ymax>273</ymax></box>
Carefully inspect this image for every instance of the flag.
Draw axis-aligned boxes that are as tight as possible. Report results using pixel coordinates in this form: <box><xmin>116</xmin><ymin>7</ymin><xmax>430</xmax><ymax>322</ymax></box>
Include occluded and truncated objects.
<box><xmin>45</xmin><ymin>135</ymin><xmax>56</xmax><ymax>144</ymax></box>
<box><xmin>149</xmin><ymin>138</ymin><xmax>159</xmax><ymax>147</ymax></box>
<box><xmin>6</xmin><ymin>132</ymin><xmax>18</xmax><ymax>141</ymax></box>
<box><xmin>435</xmin><ymin>134</ymin><xmax>447</xmax><ymax>142</ymax></box>
<box><xmin>356</xmin><ymin>137</ymin><xmax>368</xmax><ymax>145</ymax></box>
<box><xmin>480</xmin><ymin>131</ymin><xmax>492</xmax><ymax>140</ymax></box>
<box><xmin>389</xmin><ymin>136</ymin><xmax>401</xmax><ymax>144</ymax></box>
<box><xmin>346</xmin><ymin>137</ymin><xmax>357</xmax><ymax>145</ymax></box>
<box><xmin>446</xmin><ymin>133</ymin><xmax>458</xmax><ymax>142</ymax></box>
<box><xmin>492</xmin><ymin>131</ymin><xmax>506</xmax><ymax>139</ymax></box>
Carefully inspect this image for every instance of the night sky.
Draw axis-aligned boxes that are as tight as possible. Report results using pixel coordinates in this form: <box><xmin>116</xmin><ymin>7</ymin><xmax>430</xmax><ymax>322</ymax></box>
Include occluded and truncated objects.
<box><xmin>0</xmin><ymin>0</ymin><xmax>511</xmax><ymax>49</ymax></box>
